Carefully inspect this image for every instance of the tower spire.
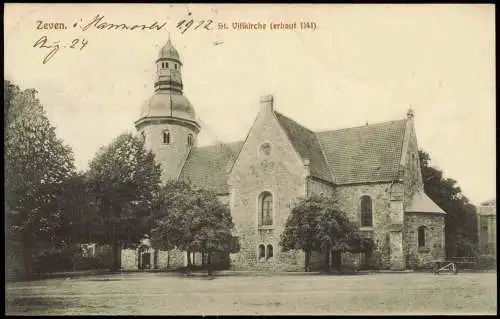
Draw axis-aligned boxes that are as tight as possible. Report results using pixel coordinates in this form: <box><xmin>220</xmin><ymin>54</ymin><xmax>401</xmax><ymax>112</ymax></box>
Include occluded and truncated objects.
<box><xmin>407</xmin><ymin>106</ymin><xmax>414</xmax><ymax>119</ymax></box>
<box><xmin>155</xmin><ymin>39</ymin><xmax>183</xmax><ymax>93</ymax></box>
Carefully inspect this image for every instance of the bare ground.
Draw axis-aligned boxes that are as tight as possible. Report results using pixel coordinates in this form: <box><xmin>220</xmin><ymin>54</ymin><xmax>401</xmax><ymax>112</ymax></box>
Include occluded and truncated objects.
<box><xmin>5</xmin><ymin>271</ymin><xmax>497</xmax><ymax>315</ymax></box>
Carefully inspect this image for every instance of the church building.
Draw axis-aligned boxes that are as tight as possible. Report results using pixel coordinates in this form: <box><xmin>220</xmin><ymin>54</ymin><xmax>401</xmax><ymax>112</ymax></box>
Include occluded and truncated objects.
<box><xmin>120</xmin><ymin>40</ymin><xmax>446</xmax><ymax>271</ymax></box>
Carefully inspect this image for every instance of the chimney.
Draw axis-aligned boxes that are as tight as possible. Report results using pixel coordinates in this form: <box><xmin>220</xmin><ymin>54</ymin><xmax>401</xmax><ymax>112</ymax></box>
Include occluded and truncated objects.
<box><xmin>260</xmin><ymin>95</ymin><xmax>274</xmax><ymax>113</ymax></box>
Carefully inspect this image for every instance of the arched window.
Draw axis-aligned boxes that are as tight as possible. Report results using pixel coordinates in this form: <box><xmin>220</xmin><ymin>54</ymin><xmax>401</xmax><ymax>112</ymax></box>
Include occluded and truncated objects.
<box><xmin>418</xmin><ymin>226</ymin><xmax>427</xmax><ymax>248</ymax></box>
<box><xmin>162</xmin><ymin>130</ymin><xmax>170</xmax><ymax>144</ymax></box>
<box><xmin>166</xmin><ymin>62</ymin><xmax>169</xmax><ymax>68</ymax></box>
<box><xmin>266</xmin><ymin>244</ymin><xmax>273</xmax><ymax>259</ymax></box>
<box><xmin>259</xmin><ymin>192</ymin><xmax>273</xmax><ymax>226</ymax></box>
<box><xmin>258</xmin><ymin>244</ymin><xmax>265</xmax><ymax>259</ymax></box>
<box><xmin>175</xmin><ymin>64</ymin><xmax>178</xmax><ymax>70</ymax></box>
<box><xmin>187</xmin><ymin>134</ymin><xmax>193</xmax><ymax>146</ymax></box>
<box><xmin>360</xmin><ymin>195</ymin><xmax>373</xmax><ymax>227</ymax></box>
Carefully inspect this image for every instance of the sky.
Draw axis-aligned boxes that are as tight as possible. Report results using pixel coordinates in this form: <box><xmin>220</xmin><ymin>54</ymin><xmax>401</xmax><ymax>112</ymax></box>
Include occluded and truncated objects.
<box><xmin>4</xmin><ymin>4</ymin><xmax>496</xmax><ymax>205</ymax></box>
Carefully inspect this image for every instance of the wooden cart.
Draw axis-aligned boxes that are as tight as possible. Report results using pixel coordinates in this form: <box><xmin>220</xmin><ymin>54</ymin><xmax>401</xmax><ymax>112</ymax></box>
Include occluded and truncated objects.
<box><xmin>431</xmin><ymin>257</ymin><xmax>477</xmax><ymax>275</ymax></box>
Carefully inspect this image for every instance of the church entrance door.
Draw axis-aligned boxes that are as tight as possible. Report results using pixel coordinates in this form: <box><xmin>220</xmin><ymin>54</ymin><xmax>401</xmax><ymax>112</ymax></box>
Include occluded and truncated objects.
<box><xmin>141</xmin><ymin>252</ymin><xmax>151</xmax><ymax>269</ymax></box>
<box><xmin>138</xmin><ymin>246</ymin><xmax>152</xmax><ymax>270</ymax></box>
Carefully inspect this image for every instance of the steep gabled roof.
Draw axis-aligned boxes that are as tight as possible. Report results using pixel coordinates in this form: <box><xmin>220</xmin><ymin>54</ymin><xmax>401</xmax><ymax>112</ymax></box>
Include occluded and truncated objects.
<box><xmin>178</xmin><ymin>114</ymin><xmax>409</xmax><ymax>190</ymax></box>
<box><xmin>274</xmin><ymin>112</ymin><xmax>334</xmax><ymax>183</ymax></box>
<box><xmin>317</xmin><ymin>120</ymin><xmax>407</xmax><ymax>184</ymax></box>
<box><xmin>406</xmin><ymin>189</ymin><xmax>446</xmax><ymax>214</ymax></box>
<box><xmin>178</xmin><ymin>141</ymin><xmax>243</xmax><ymax>194</ymax></box>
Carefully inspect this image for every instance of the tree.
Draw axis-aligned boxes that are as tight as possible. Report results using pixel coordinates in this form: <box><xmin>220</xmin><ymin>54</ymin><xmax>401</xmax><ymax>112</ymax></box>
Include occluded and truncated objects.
<box><xmin>419</xmin><ymin>150</ymin><xmax>478</xmax><ymax>257</ymax></box>
<box><xmin>150</xmin><ymin>180</ymin><xmax>193</xmax><ymax>267</ymax></box>
<box><xmin>280</xmin><ymin>196</ymin><xmax>368</xmax><ymax>272</ymax></box>
<box><xmin>150</xmin><ymin>181</ymin><xmax>239</xmax><ymax>274</ymax></box>
<box><xmin>5</xmin><ymin>80</ymin><xmax>76</xmax><ymax>263</ymax></box>
<box><xmin>188</xmin><ymin>188</ymin><xmax>236</xmax><ymax>276</ymax></box>
<box><xmin>86</xmin><ymin>132</ymin><xmax>162</xmax><ymax>271</ymax></box>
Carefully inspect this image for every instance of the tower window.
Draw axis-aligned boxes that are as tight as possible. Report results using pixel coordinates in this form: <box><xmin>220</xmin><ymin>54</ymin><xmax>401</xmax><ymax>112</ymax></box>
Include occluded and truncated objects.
<box><xmin>187</xmin><ymin>134</ymin><xmax>193</xmax><ymax>146</ymax></box>
<box><xmin>418</xmin><ymin>226</ymin><xmax>427</xmax><ymax>248</ymax></box>
<box><xmin>162</xmin><ymin>130</ymin><xmax>170</xmax><ymax>144</ymax></box>
<box><xmin>259</xmin><ymin>192</ymin><xmax>273</xmax><ymax>226</ymax></box>
<box><xmin>166</xmin><ymin>62</ymin><xmax>169</xmax><ymax>68</ymax></box>
<box><xmin>360</xmin><ymin>195</ymin><xmax>373</xmax><ymax>227</ymax></box>
<box><xmin>175</xmin><ymin>64</ymin><xmax>178</xmax><ymax>70</ymax></box>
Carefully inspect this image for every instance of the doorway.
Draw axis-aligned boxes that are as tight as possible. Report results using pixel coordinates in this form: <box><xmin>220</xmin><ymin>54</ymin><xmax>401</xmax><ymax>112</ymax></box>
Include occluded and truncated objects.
<box><xmin>138</xmin><ymin>246</ymin><xmax>152</xmax><ymax>270</ymax></box>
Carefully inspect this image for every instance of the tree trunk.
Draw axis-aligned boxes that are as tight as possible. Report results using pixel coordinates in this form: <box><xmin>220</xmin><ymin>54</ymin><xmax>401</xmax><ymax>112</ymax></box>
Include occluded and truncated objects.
<box><xmin>186</xmin><ymin>250</ymin><xmax>192</xmax><ymax>269</ymax></box>
<box><xmin>305</xmin><ymin>250</ymin><xmax>311</xmax><ymax>272</ymax></box>
<box><xmin>207</xmin><ymin>251</ymin><xmax>213</xmax><ymax>276</ymax></box>
<box><xmin>112</xmin><ymin>241</ymin><xmax>121</xmax><ymax>272</ymax></box>
<box><xmin>167</xmin><ymin>250</ymin><xmax>170</xmax><ymax>269</ymax></box>
<box><xmin>324</xmin><ymin>248</ymin><xmax>331</xmax><ymax>273</ymax></box>
<box><xmin>331</xmin><ymin>249</ymin><xmax>342</xmax><ymax>271</ymax></box>
<box><xmin>22</xmin><ymin>245</ymin><xmax>32</xmax><ymax>279</ymax></box>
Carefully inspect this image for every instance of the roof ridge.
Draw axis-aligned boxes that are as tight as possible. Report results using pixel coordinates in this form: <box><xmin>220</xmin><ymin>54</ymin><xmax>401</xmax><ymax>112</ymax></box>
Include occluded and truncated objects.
<box><xmin>274</xmin><ymin>111</ymin><xmax>315</xmax><ymax>134</ymax></box>
<box><xmin>316</xmin><ymin>118</ymin><xmax>408</xmax><ymax>135</ymax></box>
<box><xmin>194</xmin><ymin>141</ymin><xmax>244</xmax><ymax>150</ymax></box>
<box><xmin>316</xmin><ymin>132</ymin><xmax>336</xmax><ymax>183</ymax></box>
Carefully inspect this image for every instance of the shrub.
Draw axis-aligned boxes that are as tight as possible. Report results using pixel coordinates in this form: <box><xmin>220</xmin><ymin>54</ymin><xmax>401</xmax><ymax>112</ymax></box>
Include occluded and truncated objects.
<box><xmin>405</xmin><ymin>252</ymin><xmax>419</xmax><ymax>270</ymax></box>
<box><xmin>475</xmin><ymin>255</ymin><xmax>496</xmax><ymax>270</ymax></box>
<box><xmin>73</xmin><ymin>252</ymin><xmax>114</xmax><ymax>271</ymax></box>
<box><xmin>28</xmin><ymin>246</ymin><xmax>80</xmax><ymax>274</ymax></box>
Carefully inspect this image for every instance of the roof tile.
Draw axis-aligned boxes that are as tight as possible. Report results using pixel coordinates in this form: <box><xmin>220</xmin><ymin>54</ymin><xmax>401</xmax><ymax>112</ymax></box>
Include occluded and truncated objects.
<box><xmin>178</xmin><ymin>141</ymin><xmax>243</xmax><ymax>194</ymax></box>
<box><xmin>318</xmin><ymin>120</ymin><xmax>407</xmax><ymax>184</ymax></box>
<box><xmin>274</xmin><ymin>112</ymin><xmax>334</xmax><ymax>183</ymax></box>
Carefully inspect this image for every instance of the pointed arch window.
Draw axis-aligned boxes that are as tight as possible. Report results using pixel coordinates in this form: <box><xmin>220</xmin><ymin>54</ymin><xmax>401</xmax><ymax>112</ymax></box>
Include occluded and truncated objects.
<box><xmin>258</xmin><ymin>244</ymin><xmax>265</xmax><ymax>259</ymax></box>
<box><xmin>418</xmin><ymin>226</ymin><xmax>427</xmax><ymax>248</ymax></box>
<box><xmin>162</xmin><ymin>130</ymin><xmax>170</xmax><ymax>144</ymax></box>
<box><xmin>259</xmin><ymin>192</ymin><xmax>273</xmax><ymax>226</ymax></box>
<box><xmin>360</xmin><ymin>195</ymin><xmax>373</xmax><ymax>227</ymax></box>
<box><xmin>187</xmin><ymin>134</ymin><xmax>194</xmax><ymax>146</ymax></box>
<box><xmin>266</xmin><ymin>245</ymin><xmax>273</xmax><ymax>259</ymax></box>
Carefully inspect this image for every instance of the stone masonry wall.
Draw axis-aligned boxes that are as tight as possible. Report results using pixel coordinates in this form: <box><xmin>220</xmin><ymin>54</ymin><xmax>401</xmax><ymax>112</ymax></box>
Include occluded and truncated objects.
<box><xmin>228</xmin><ymin>103</ymin><xmax>310</xmax><ymax>271</ymax></box>
<box><xmin>157</xmin><ymin>249</ymin><xmax>185</xmax><ymax>269</ymax></box>
<box><xmin>404</xmin><ymin>213</ymin><xmax>445</xmax><ymax>268</ymax></box>
<box><xmin>139</xmin><ymin>121</ymin><xmax>197</xmax><ymax>183</ymax></box>
<box><xmin>307</xmin><ymin>178</ymin><xmax>335</xmax><ymax>198</ymax></box>
<box><xmin>334</xmin><ymin>182</ymin><xmax>399</xmax><ymax>269</ymax></box>
<box><xmin>121</xmin><ymin>249</ymin><xmax>138</xmax><ymax>270</ymax></box>
<box><xmin>402</xmin><ymin>122</ymin><xmax>425</xmax><ymax>210</ymax></box>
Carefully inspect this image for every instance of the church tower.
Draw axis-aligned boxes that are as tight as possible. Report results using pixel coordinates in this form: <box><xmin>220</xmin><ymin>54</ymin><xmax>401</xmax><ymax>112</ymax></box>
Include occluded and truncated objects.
<box><xmin>135</xmin><ymin>39</ymin><xmax>200</xmax><ymax>182</ymax></box>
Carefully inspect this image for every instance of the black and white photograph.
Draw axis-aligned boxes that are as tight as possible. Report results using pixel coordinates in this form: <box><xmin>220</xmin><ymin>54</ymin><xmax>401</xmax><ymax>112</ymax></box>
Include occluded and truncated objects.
<box><xmin>4</xmin><ymin>3</ymin><xmax>496</xmax><ymax>315</ymax></box>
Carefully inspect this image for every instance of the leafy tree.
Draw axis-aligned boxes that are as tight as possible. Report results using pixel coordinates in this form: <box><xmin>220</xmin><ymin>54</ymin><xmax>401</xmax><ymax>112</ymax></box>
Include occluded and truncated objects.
<box><xmin>188</xmin><ymin>188</ymin><xmax>237</xmax><ymax>275</ymax></box>
<box><xmin>5</xmin><ymin>80</ymin><xmax>76</xmax><ymax>260</ymax></box>
<box><xmin>86</xmin><ymin>132</ymin><xmax>162</xmax><ymax>271</ymax></box>
<box><xmin>419</xmin><ymin>150</ymin><xmax>478</xmax><ymax>257</ymax></box>
<box><xmin>150</xmin><ymin>180</ymin><xmax>193</xmax><ymax>267</ymax></box>
<box><xmin>280</xmin><ymin>196</ymin><xmax>370</xmax><ymax>272</ymax></box>
<box><xmin>53</xmin><ymin>174</ymin><xmax>96</xmax><ymax>246</ymax></box>
<box><xmin>151</xmin><ymin>181</ymin><xmax>238</xmax><ymax>274</ymax></box>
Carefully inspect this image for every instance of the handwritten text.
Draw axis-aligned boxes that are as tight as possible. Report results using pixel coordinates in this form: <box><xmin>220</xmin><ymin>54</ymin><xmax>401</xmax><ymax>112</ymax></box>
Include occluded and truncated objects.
<box><xmin>33</xmin><ymin>35</ymin><xmax>88</xmax><ymax>64</ymax></box>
